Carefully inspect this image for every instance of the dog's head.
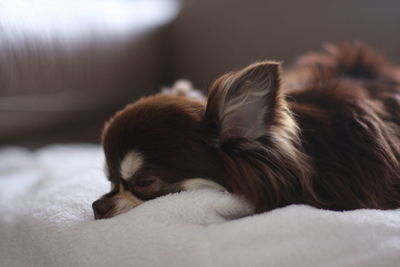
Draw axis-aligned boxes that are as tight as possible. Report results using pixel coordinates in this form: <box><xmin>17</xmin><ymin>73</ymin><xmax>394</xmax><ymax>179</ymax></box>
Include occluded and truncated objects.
<box><xmin>92</xmin><ymin>61</ymin><xmax>303</xmax><ymax>219</ymax></box>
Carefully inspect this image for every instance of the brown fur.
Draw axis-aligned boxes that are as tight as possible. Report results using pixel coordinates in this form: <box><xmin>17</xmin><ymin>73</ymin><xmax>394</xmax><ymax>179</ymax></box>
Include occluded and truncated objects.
<box><xmin>95</xmin><ymin>43</ymin><xmax>400</xmax><ymax>218</ymax></box>
<box><xmin>286</xmin><ymin>43</ymin><xmax>400</xmax><ymax>210</ymax></box>
<box><xmin>101</xmin><ymin>96</ymin><xmax>227</xmax><ymax>200</ymax></box>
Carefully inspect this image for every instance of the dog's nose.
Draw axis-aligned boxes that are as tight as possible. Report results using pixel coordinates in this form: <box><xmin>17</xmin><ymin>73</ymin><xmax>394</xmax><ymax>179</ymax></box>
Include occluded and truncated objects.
<box><xmin>92</xmin><ymin>198</ymin><xmax>113</xmax><ymax>219</ymax></box>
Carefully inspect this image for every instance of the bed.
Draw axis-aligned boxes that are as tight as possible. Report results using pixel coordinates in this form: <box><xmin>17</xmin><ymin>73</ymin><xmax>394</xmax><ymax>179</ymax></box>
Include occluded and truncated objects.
<box><xmin>1</xmin><ymin>144</ymin><xmax>399</xmax><ymax>267</ymax></box>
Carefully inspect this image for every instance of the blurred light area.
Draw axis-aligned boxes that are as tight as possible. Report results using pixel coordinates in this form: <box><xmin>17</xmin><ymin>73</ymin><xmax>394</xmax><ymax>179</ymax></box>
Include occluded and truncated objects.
<box><xmin>0</xmin><ymin>0</ymin><xmax>180</xmax><ymax>42</ymax></box>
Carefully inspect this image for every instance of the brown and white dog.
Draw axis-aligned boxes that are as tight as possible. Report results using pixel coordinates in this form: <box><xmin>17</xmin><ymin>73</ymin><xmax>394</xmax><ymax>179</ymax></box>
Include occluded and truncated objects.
<box><xmin>92</xmin><ymin>43</ymin><xmax>400</xmax><ymax>219</ymax></box>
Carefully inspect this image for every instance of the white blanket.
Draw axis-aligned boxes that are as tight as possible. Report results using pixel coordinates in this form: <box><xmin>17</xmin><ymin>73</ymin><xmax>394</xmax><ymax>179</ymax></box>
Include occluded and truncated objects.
<box><xmin>1</xmin><ymin>145</ymin><xmax>400</xmax><ymax>267</ymax></box>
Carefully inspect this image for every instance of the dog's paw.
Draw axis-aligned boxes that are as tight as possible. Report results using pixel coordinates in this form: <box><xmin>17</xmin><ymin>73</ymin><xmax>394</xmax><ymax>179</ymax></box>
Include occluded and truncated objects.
<box><xmin>161</xmin><ymin>79</ymin><xmax>206</xmax><ymax>102</ymax></box>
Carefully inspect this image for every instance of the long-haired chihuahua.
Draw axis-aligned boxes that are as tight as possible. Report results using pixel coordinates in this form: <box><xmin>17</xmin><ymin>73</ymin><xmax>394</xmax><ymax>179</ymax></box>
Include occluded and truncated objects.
<box><xmin>93</xmin><ymin>43</ymin><xmax>400</xmax><ymax>219</ymax></box>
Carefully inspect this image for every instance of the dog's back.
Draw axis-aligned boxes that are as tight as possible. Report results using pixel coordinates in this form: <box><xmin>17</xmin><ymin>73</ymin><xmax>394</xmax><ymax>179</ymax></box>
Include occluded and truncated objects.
<box><xmin>286</xmin><ymin>43</ymin><xmax>400</xmax><ymax>210</ymax></box>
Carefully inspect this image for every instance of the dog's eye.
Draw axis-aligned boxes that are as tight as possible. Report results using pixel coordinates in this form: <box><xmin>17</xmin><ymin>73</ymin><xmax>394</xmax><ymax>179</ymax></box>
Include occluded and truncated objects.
<box><xmin>135</xmin><ymin>177</ymin><xmax>157</xmax><ymax>187</ymax></box>
<box><xmin>130</xmin><ymin>176</ymin><xmax>162</xmax><ymax>198</ymax></box>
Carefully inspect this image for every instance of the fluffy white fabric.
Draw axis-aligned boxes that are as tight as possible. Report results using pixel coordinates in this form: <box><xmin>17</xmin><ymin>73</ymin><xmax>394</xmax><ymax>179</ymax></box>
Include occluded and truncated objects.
<box><xmin>1</xmin><ymin>145</ymin><xmax>400</xmax><ymax>267</ymax></box>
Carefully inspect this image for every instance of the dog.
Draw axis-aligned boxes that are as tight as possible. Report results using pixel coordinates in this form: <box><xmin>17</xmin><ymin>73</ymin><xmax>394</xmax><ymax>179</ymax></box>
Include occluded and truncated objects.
<box><xmin>92</xmin><ymin>43</ymin><xmax>400</xmax><ymax>219</ymax></box>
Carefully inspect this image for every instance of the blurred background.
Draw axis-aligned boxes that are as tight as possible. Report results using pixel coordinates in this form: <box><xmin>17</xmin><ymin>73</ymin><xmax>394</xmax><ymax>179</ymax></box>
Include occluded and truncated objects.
<box><xmin>1</xmin><ymin>0</ymin><xmax>400</xmax><ymax>147</ymax></box>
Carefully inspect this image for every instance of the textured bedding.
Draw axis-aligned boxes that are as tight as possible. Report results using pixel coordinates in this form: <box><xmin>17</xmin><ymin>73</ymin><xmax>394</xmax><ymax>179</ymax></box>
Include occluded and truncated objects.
<box><xmin>1</xmin><ymin>144</ymin><xmax>400</xmax><ymax>267</ymax></box>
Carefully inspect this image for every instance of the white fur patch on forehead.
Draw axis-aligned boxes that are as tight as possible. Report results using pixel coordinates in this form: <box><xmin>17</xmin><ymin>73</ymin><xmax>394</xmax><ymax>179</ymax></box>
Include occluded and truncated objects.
<box><xmin>181</xmin><ymin>178</ymin><xmax>226</xmax><ymax>192</ymax></box>
<box><xmin>120</xmin><ymin>150</ymin><xmax>144</xmax><ymax>180</ymax></box>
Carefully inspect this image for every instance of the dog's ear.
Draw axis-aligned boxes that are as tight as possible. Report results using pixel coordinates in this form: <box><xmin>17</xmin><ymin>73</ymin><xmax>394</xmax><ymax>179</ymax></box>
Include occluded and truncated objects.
<box><xmin>205</xmin><ymin>61</ymin><xmax>282</xmax><ymax>142</ymax></box>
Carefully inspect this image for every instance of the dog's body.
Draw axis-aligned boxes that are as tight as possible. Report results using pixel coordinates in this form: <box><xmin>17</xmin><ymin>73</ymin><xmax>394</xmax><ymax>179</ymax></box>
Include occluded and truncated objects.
<box><xmin>93</xmin><ymin>43</ymin><xmax>400</xmax><ymax>219</ymax></box>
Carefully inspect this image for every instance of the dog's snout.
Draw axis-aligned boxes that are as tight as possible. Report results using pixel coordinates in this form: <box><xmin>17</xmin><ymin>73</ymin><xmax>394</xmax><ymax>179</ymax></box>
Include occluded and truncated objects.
<box><xmin>92</xmin><ymin>198</ymin><xmax>113</xmax><ymax>219</ymax></box>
